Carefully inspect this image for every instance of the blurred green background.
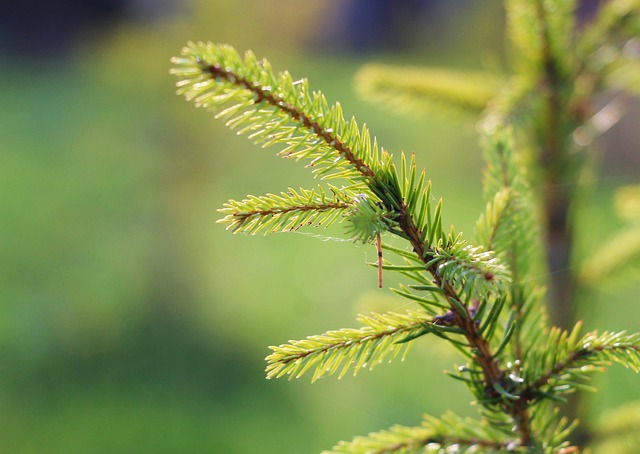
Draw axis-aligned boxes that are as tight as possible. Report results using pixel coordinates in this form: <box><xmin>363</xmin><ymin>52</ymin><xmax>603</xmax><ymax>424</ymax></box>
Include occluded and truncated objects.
<box><xmin>1</xmin><ymin>1</ymin><xmax>638</xmax><ymax>452</ymax></box>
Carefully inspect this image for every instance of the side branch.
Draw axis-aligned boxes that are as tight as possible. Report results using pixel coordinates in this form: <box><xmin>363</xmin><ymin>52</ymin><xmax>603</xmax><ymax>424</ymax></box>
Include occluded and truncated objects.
<box><xmin>354</xmin><ymin>434</ymin><xmax>510</xmax><ymax>454</ymax></box>
<box><xmin>229</xmin><ymin>201</ymin><xmax>350</xmax><ymax>228</ymax></box>
<box><xmin>265</xmin><ymin>310</ymin><xmax>433</xmax><ymax>382</ymax></box>
<box><xmin>200</xmin><ymin>62</ymin><xmax>377</xmax><ymax>180</ymax></box>
<box><xmin>523</xmin><ymin>338</ymin><xmax>640</xmax><ymax>402</ymax></box>
<box><xmin>327</xmin><ymin>412</ymin><xmax>514</xmax><ymax>453</ymax></box>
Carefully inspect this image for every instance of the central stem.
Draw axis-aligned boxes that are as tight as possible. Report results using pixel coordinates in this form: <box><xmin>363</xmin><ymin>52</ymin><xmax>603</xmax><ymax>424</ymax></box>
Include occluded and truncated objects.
<box><xmin>534</xmin><ymin>0</ymin><xmax>584</xmax><ymax>445</ymax></box>
<box><xmin>534</xmin><ymin>0</ymin><xmax>578</xmax><ymax>331</ymax></box>
<box><xmin>394</xmin><ymin>199</ymin><xmax>533</xmax><ymax>446</ymax></box>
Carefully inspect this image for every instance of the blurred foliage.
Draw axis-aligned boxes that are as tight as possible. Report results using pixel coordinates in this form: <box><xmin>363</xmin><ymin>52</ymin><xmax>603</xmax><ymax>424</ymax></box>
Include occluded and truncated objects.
<box><xmin>0</xmin><ymin>0</ymin><xmax>638</xmax><ymax>452</ymax></box>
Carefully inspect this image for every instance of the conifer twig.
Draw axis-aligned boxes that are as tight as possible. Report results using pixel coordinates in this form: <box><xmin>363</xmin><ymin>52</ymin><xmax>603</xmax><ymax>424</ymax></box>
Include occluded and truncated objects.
<box><xmin>197</xmin><ymin>54</ymin><xmax>377</xmax><ymax>181</ymax></box>
<box><xmin>171</xmin><ymin>23</ymin><xmax>640</xmax><ymax>449</ymax></box>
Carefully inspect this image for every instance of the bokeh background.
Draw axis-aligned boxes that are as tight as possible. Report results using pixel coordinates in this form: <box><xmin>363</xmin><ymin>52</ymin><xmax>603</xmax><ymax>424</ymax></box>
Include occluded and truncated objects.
<box><xmin>1</xmin><ymin>1</ymin><xmax>638</xmax><ymax>452</ymax></box>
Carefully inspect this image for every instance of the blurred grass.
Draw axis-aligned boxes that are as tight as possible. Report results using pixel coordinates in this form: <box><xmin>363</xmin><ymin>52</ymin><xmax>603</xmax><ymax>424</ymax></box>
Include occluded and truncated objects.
<box><xmin>0</xmin><ymin>1</ymin><xmax>638</xmax><ymax>452</ymax></box>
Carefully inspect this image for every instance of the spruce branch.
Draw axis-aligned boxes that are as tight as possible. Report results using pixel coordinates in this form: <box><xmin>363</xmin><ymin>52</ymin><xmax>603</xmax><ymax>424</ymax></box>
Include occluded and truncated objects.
<box><xmin>521</xmin><ymin>325</ymin><xmax>640</xmax><ymax>403</ymax></box>
<box><xmin>476</xmin><ymin>124</ymin><xmax>543</xmax><ymax>368</ymax></box>
<box><xmin>174</xmin><ymin>40</ymin><xmax>535</xmax><ymax>447</ymax></box>
<box><xmin>265</xmin><ymin>309</ymin><xmax>433</xmax><ymax>382</ymax></box>
<box><xmin>355</xmin><ymin>64</ymin><xmax>502</xmax><ymax>117</ymax></box>
<box><xmin>171</xmin><ymin>27</ymin><xmax>640</xmax><ymax>450</ymax></box>
<box><xmin>476</xmin><ymin>126</ymin><xmax>538</xmax><ymax>280</ymax></box>
<box><xmin>324</xmin><ymin>412</ymin><xmax>515</xmax><ymax>454</ymax></box>
<box><xmin>218</xmin><ymin>186</ymin><xmax>352</xmax><ymax>234</ymax></box>
<box><xmin>370</xmin><ymin>152</ymin><xmax>526</xmax><ymax>439</ymax></box>
<box><xmin>171</xmin><ymin>44</ymin><xmax>512</xmax><ymax>316</ymax></box>
<box><xmin>170</xmin><ymin>42</ymin><xmax>384</xmax><ymax>187</ymax></box>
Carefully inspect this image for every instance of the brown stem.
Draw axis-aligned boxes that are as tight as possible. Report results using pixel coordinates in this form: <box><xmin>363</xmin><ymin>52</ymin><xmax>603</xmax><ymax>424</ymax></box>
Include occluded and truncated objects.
<box><xmin>231</xmin><ymin>200</ymin><xmax>350</xmax><ymax>227</ymax></box>
<box><xmin>534</xmin><ymin>0</ymin><xmax>584</xmax><ymax>444</ymax></box>
<box><xmin>395</xmin><ymin>200</ymin><xmax>534</xmax><ymax>446</ymax></box>
<box><xmin>543</xmin><ymin>179</ymin><xmax>575</xmax><ymax>330</ymax></box>
<box><xmin>534</xmin><ymin>0</ymin><xmax>576</xmax><ymax>331</ymax></box>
